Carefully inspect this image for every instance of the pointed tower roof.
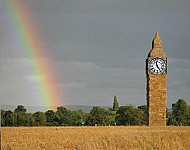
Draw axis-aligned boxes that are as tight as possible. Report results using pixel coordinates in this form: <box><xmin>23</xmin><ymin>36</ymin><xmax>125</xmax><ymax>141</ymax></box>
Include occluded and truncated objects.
<box><xmin>152</xmin><ymin>31</ymin><xmax>162</xmax><ymax>48</ymax></box>
<box><xmin>154</xmin><ymin>31</ymin><xmax>160</xmax><ymax>39</ymax></box>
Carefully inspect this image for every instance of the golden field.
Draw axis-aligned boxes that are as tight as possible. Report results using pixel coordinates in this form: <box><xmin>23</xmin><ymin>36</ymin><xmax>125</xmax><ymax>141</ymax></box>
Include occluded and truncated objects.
<box><xmin>1</xmin><ymin>126</ymin><xmax>190</xmax><ymax>150</ymax></box>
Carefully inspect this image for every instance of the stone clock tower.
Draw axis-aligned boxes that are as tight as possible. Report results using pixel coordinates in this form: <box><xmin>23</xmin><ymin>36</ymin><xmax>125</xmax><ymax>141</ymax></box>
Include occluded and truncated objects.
<box><xmin>146</xmin><ymin>31</ymin><xmax>167</xmax><ymax>126</ymax></box>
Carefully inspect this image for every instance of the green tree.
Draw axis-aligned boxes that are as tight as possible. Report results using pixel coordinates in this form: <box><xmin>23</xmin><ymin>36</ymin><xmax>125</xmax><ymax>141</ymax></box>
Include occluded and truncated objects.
<box><xmin>68</xmin><ymin>110</ymin><xmax>83</xmax><ymax>126</ymax></box>
<box><xmin>45</xmin><ymin>110</ymin><xmax>59</xmax><ymax>126</ymax></box>
<box><xmin>14</xmin><ymin>105</ymin><xmax>28</xmax><ymax>126</ymax></box>
<box><xmin>116</xmin><ymin>106</ymin><xmax>146</xmax><ymax>126</ymax></box>
<box><xmin>29</xmin><ymin>116</ymin><xmax>36</xmax><ymax>126</ymax></box>
<box><xmin>172</xmin><ymin>99</ymin><xmax>189</xmax><ymax>126</ymax></box>
<box><xmin>77</xmin><ymin>109</ymin><xmax>88</xmax><ymax>122</ymax></box>
<box><xmin>187</xmin><ymin>105</ymin><xmax>190</xmax><ymax>115</ymax></box>
<box><xmin>55</xmin><ymin>106</ymin><xmax>83</xmax><ymax>126</ymax></box>
<box><xmin>14</xmin><ymin>112</ymin><xmax>28</xmax><ymax>126</ymax></box>
<box><xmin>87</xmin><ymin>107</ymin><xmax>115</xmax><ymax>126</ymax></box>
<box><xmin>137</xmin><ymin>105</ymin><xmax>147</xmax><ymax>125</ymax></box>
<box><xmin>56</xmin><ymin>106</ymin><xmax>68</xmax><ymax>125</ymax></box>
<box><xmin>15</xmin><ymin>105</ymin><xmax>27</xmax><ymax>113</ymax></box>
<box><xmin>87</xmin><ymin>107</ymin><xmax>105</xmax><ymax>125</ymax></box>
<box><xmin>187</xmin><ymin>105</ymin><xmax>190</xmax><ymax>125</ymax></box>
<box><xmin>113</xmin><ymin>95</ymin><xmax>119</xmax><ymax>111</ymax></box>
<box><xmin>167</xmin><ymin>113</ymin><xmax>173</xmax><ymax>125</ymax></box>
<box><xmin>1</xmin><ymin>109</ymin><xmax>5</xmax><ymax>126</ymax></box>
<box><xmin>138</xmin><ymin>105</ymin><xmax>147</xmax><ymax>114</ymax></box>
<box><xmin>4</xmin><ymin>110</ymin><xmax>14</xmax><ymax>126</ymax></box>
<box><xmin>32</xmin><ymin>112</ymin><xmax>47</xmax><ymax>126</ymax></box>
<box><xmin>45</xmin><ymin>110</ymin><xmax>55</xmax><ymax>122</ymax></box>
<box><xmin>57</xmin><ymin>106</ymin><xmax>67</xmax><ymax>114</ymax></box>
<box><xmin>103</xmin><ymin>109</ymin><xmax>116</xmax><ymax>125</ymax></box>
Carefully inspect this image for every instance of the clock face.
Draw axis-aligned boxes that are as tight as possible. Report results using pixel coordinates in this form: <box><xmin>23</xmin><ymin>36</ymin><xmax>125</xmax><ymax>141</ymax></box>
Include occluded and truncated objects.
<box><xmin>148</xmin><ymin>57</ymin><xmax>166</xmax><ymax>74</ymax></box>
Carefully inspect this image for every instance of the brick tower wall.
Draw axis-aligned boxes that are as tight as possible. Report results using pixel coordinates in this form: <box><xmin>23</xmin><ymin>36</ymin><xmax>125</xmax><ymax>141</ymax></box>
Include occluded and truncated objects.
<box><xmin>147</xmin><ymin>74</ymin><xmax>167</xmax><ymax>126</ymax></box>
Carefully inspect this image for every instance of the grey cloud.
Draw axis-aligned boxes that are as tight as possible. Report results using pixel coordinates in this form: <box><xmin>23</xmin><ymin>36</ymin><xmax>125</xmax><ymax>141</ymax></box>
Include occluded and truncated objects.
<box><xmin>24</xmin><ymin>0</ymin><xmax>190</xmax><ymax>14</ymax></box>
<box><xmin>1</xmin><ymin>0</ymin><xmax>190</xmax><ymax>107</ymax></box>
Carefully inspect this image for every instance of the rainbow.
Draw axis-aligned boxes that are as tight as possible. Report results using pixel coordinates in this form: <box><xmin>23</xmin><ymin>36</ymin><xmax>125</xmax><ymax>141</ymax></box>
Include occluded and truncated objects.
<box><xmin>2</xmin><ymin>0</ymin><xmax>64</xmax><ymax>109</ymax></box>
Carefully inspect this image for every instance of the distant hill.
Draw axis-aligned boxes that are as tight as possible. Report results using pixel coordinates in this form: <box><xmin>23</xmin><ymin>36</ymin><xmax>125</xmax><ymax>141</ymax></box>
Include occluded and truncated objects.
<box><xmin>0</xmin><ymin>104</ymin><xmax>111</xmax><ymax>113</ymax></box>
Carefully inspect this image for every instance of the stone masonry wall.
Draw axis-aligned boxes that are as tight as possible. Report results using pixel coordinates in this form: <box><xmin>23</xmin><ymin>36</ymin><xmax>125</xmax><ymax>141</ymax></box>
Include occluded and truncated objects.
<box><xmin>147</xmin><ymin>74</ymin><xmax>167</xmax><ymax>126</ymax></box>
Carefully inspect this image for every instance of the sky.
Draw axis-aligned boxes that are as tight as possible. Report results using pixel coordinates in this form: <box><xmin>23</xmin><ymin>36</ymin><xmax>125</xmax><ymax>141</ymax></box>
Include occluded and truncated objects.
<box><xmin>1</xmin><ymin>0</ymin><xmax>190</xmax><ymax>108</ymax></box>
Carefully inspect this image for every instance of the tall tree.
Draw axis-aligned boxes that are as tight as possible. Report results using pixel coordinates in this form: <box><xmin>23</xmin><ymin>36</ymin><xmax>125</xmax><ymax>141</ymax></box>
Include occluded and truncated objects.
<box><xmin>56</xmin><ymin>106</ymin><xmax>68</xmax><ymax>125</ymax></box>
<box><xmin>172</xmin><ymin>99</ymin><xmax>189</xmax><ymax>126</ymax></box>
<box><xmin>113</xmin><ymin>95</ymin><xmax>119</xmax><ymax>111</ymax></box>
<box><xmin>14</xmin><ymin>105</ymin><xmax>28</xmax><ymax>126</ymax></box>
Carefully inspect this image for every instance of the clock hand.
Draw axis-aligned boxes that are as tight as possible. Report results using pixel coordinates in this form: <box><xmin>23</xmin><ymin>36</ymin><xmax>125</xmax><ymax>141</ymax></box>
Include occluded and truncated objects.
<box><xmin>156</xmin><ymin>61</ymin><xmax>161</xmax><ymax>70</ymax></box>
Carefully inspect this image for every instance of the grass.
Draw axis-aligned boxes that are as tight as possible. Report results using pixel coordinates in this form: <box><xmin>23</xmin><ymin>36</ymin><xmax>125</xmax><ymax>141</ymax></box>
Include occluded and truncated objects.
<box><xmin>1</xmin><ymin>126</ymin><xmax>190</xmax><ymax>150</ymax></box>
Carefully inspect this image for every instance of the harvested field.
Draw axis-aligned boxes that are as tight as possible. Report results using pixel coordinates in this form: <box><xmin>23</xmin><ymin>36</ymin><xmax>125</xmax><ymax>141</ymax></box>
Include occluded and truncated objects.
<box><xmin>1</xmin><ymin>126</ymin><xmax>190</xmax><ymax>150</ymax></box>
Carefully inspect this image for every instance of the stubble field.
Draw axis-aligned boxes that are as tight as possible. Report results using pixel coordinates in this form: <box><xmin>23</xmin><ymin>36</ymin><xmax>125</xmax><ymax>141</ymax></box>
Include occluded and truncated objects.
<box><xmin>1</xmin><ymin>126</ymin><xmax>190</xmax><ymax>150</ymax></box>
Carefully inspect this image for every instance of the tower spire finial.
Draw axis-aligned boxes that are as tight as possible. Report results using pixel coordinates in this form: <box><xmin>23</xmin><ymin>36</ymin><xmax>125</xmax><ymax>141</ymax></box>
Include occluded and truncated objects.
<box><xmin>152</xmin><ymin>31</ymin><xmax>162</xmax><ymax>48</ymax></box>
<box><xmin>154</xmin><ymin>30</ymin><xmax>160</xmax><ymax>39</ymax></box>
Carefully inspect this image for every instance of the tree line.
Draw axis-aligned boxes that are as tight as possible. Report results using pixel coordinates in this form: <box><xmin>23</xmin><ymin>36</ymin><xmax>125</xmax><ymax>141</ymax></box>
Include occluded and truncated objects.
<box><xmin>1</xmin><ymin>96</ymin><xmax>190</xmax><ymax>126</ymax></box>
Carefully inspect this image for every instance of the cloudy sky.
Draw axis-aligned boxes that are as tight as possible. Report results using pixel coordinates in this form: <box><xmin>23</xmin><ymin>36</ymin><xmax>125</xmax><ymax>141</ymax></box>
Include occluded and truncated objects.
<box><xmin>1</xmin><ymin>0</ymin><xmax>190</xmax><ymax>108</ymax></box>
